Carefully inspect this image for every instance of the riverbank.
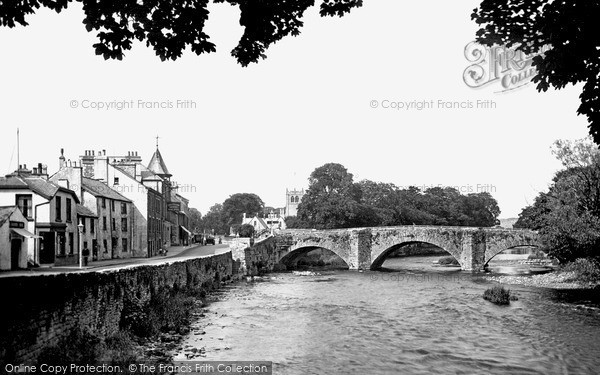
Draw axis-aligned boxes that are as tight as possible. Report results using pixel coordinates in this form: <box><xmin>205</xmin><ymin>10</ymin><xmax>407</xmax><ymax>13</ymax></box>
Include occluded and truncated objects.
<box><xmin>487</xmin><ymin>271</ymin><xmax>600</xmax><ymax>289</ymax></box>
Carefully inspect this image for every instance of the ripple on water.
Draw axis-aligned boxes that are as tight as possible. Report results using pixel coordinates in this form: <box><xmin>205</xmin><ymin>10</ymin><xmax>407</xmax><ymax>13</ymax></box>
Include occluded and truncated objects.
<box><xmin>174</xmin><ymin>257</ymin><xmax>600</xmax><ymax>374</ymax></box>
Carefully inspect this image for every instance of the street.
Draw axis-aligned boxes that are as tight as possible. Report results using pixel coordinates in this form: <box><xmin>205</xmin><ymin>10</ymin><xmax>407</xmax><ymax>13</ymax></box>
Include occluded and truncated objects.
<box><xmin>0</xmin><ymin>243</ymin><xmax>231</xmax><ymax>278</ymax></box>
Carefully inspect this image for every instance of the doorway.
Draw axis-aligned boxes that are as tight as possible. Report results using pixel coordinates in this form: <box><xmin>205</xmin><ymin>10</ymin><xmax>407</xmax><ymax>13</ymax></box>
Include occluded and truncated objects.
<box><xmin>11</xmin><ymin>238</ymin><xmax>22</xmax><ymax>270</ymax></box>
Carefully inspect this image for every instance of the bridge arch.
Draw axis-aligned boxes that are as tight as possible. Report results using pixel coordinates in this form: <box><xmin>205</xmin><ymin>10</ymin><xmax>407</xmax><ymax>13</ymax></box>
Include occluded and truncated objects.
<box><xmin>484</xmin><ymin>232</ymin><xmax>541</xmax><ymax>266</ymax></box>
<box><xmin>279</xmin><ymin>245</ymin><xmax>350</xmax><ymax>269</ymax></box>
<box><xmin>370</xmin><ymin>228</ymin><xmax>465</xmax><ymax>270</ymax></box>
<box><xmin>370</xmin><ymin>241</ymin><xmax>460</xmax><ymax>270</ymax></box>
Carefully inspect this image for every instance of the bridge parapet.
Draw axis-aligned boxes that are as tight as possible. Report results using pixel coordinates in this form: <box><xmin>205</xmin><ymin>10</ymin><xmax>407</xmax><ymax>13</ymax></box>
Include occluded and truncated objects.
<box><xmin>234</xmin><ymin>226</ymin><xmax>540</xmax><ymax>275</ymax></box>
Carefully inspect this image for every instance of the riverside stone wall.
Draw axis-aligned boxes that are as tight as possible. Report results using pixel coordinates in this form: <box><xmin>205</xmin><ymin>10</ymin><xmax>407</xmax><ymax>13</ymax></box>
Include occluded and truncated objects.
<box><xmin>0</xmin><ymin>252</ymin><xmax>234</xmax><ymax>364</ymax></box>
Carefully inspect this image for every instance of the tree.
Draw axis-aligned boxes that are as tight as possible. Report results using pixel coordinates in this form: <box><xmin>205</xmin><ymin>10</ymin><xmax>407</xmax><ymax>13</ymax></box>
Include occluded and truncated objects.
<box><xmin>200</xmin><ymin>203</ymin><xmax>228</xmax><ymax>235</ymax></box>
<box><xmin>297</xmin><ymin>163</ymin><xmax>365</xmax><ymax>229</ymax></box>
<box><xmin>188</xmin><ymin>208</ymin><xmax>202</xmax><ymax>233</ymax></box>
<box><xmin>472</xmin><ymin>1</ymin><xmax>600</xmax><ymax>143</ymax></box>
<box><xmin>515</xmin><ymin>137</ymin><xmax>600</xmax><ymax>262</ymax></box>
<box><xmin>0</xmin><ymin>0</ymin><xmax>363</xmax><ymax>66</ymax></box>
<box><xmin>221</xmin><ymin>193</ymin><xmax>264</xmax><ymax>227</ymax></box>
<box><xmin>237</xmin><ymin>223</ymin><xmax>255</xmax><ymax>238</ymax></box>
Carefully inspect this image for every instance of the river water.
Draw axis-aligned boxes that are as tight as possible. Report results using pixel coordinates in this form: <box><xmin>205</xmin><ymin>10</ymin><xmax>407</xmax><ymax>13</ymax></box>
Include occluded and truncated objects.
<box><xmin>173</xmin><ymin>256</ymin><xmax>600</xmax><ymax>374</ymax></box>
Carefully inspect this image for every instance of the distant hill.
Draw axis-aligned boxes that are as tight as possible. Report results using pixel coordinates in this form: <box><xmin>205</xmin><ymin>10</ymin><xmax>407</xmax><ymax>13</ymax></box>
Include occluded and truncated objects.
<box><xmin>498</xmin><ymin>218</ymin><xmax>518</xmax><ymax>229</ymax></box>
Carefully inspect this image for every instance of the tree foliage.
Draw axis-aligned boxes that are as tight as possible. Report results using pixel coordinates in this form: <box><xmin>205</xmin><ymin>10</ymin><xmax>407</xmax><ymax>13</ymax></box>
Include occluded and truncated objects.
<box><xmin>188</xmin><ymin>207</ymin><xmax>203</xmax><ymax>232</ymax></box>
<box><xmin>0</xmin><ymin>0</ymin><xmax>363</xmax><ymax>65</ymax></box>
<box><xmin>237</xmin><ymin>223</ymin><xmax>255</xmax><ymax>238</ymax></box>
<box><xmin>472</xmin><ymin>1</ymin><xmax>600</xmax><ymax>143</ymax></box>
<box><xmin>199</xmin><ymin>203</ymin><xmax>228</xmax><ymax>235</ymax></box>
<box><xmin>294</xmin><ymin>163</ymin><xmax>501</xmax><ymax>229</ymax></box>
<box><xmin>222</xmin><ymin>192</ymin><xmax>264</xmax><ymax>226</ymax></box>
<box><xmin>515</xmin><ymin>137</ymin><xmax>600</xmax><ymax>262</ymax></box>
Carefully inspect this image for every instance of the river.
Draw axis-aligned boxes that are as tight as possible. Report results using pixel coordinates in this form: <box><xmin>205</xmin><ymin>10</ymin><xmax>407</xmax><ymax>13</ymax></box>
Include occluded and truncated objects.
<box><xmin>173</xmin><ymin>256</ymin><xmax>600</xmax><ymax>374</ymax></box>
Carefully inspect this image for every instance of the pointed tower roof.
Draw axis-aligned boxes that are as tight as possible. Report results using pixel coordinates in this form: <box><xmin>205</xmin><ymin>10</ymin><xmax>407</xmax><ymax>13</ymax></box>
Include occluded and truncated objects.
<box><xmin>147</xmin><ymin>147</ymin><xmax>171</xmax><ymax>178</ymax></box>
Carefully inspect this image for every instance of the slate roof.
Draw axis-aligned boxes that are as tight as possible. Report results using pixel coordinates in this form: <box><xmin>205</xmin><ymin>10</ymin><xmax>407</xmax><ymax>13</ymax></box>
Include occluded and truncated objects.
<box><xmin>82</xmin><ymin>177</ymin><xmax>131</xmax><ymax>202</ymax></box>
<box><xmin>0</xmin><ymin>206</ymin><xmax>18</xmax><ymax>228</ymax></box>
<box><xmin>0</xmin><ymin>176</ymin><xmax>79</xmax><ymax>203</ymax></box>
<box><xmin>76</xmin><ymin>204</ymin><xmax>98</xmax><ymax>218</ymax></box>
<box><xmin>147</xmin><ymin>148</ymin><xmax>171</xmax><ymax>177</ymax></box>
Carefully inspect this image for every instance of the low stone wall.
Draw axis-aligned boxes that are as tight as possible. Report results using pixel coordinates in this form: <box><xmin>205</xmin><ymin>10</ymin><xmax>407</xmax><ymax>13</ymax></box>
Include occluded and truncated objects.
<box><xmin>0</xmin><ymin>252</ymin><xmax>234</xmax><ymax>364</ymax></box>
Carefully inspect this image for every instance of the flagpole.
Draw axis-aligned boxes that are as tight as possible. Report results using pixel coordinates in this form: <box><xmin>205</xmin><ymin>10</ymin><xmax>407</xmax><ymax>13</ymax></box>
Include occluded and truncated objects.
<box><xmin>17</xmin><ymin>128</ymin><xmax>20</xmax><ymax>175</ymax></box>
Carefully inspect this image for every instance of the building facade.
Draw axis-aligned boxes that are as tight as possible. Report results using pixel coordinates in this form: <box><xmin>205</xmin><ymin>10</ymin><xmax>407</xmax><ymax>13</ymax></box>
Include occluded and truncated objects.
<box><xmin>0</xmin><ymin>166</ymin><xmax>80</xmax><ymax>266</ymax></box>
<box><xmin>0</xmin><ymin>206</ymin><xmax>35</xmax><ymax>270</ymax></box>
<box><xmin>285</xmin><ymin>188</ymin><xmax>306</xmax><ymax>217</ymax></box>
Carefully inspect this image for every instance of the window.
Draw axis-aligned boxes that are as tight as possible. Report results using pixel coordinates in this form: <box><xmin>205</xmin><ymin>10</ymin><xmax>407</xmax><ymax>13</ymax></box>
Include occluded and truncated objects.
<box><xmin>121</xmin><ymin>218</ymin><xmax>128</xmax><ymax>232</ymax></box>
<box><xmin>55</xmin><ymin>196</ymin><xmax>62</xmax><ymax>221</ymax></box>
<box><xmin>112</xmin><ymin>218</ymin><xmax>116</xmax><ymax>231</ymax></box>
<box><xmin>112</xmin><ymin>237</ymin><xmax>118</xmax><ymax>251</ymax></box>
<box><xmin>111</xmin><ymin>200</ymin><xmax>115</xmax><ymax>211</ymax></box>
<box><xmin>101</xmin><ymin>198</ymin><xmax>106</xmax><ymax>208</ymax></box>
<box><xmin>90</xmin><ymin>219</ymin><xmax>95</xmax><ymax>234</ymax></box>
<box><xmin>122</xmin><ymin>238</ymin><xmax>128</xmax><ymax>252</ymax></box>
<box><xmin>66</xmin><ymin>198</ymin><xmax>72</xmax><ymax>222</ymax></box>
<box><xmin>68</xmin><ymin>233</ymin><xmax>74</xmax><ymax>255</ymax></box>
<box><xmin>114</xmin><ymin>177</ymin><xmax>119</xmax><ymax>185</ymax></box>
<box><xmin>103</xmin><ymin>216</ymin><xmax>107</xmax><ymax>231</ymax></box>
<box><xmin>82</xmin><ymin>218</ymin><xmax>86</xmax><ymax>233</ymax></box>
<box><xmin>121</xmin><ymin>202</ymin><xmax>127</xmax><ymax>214</ymax></box>
<box><xmin>103</xmin><ymin>239</ymin><xmax>108</xmax><ymax>253</ymax></box>
<box><xmin>16</xmin><ymin>194</ymin><xmax>32</xmax><ymax>218</ymax></box>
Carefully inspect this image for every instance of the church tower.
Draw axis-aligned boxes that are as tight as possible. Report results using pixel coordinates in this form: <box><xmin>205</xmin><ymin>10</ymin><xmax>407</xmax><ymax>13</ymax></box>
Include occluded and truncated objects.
<box><xmin>285</xmin><ymin>188</ymin><xmax>306</xmax><ymax>217</ymax></box>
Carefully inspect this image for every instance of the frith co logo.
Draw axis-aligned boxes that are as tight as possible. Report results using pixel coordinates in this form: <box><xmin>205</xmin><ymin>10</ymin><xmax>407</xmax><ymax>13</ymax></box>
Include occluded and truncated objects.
<box><xmin>463</xmin><ymin>41</ymin><xmax>551</xmax><ymax>93</ymax></box>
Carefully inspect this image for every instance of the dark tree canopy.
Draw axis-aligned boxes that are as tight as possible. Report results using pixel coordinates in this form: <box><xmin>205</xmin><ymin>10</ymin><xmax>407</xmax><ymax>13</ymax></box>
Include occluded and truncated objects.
<box><xmin>515</xmin><ymin>138</ymin><xmax>600</xmax><ymax>262</ymax></box>
<box><xmin>293</xmin><ymin>163</ymin><xmax>501</xmax><ymax>230</ymax></box>
<box><xmin>0</xmin><ymin>0</ymin><xmax>363</xmax><ymax>65</ymax></box>
<box><xmin>472</xmin><ymin>1</ymin><xmax>600</xmax><ymax>143</ymax></box>
<box><xmin>221</xmin><ymin>192</ymin><xmax>264</xmax><ymax>226</ymax></box>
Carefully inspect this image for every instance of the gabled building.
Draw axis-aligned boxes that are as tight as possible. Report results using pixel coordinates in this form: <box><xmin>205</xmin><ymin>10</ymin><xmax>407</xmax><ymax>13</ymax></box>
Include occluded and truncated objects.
<box><xmin>76</xmin><ymin>148</ymin><xmax>168</xmax><ymax>256</ymax></box>
<box><xmin>0</xmin><ymin>166</ymin><xmax>80</xmax><ymax>266</ymax></box>
<box><xmin>51</xmin><ymin>153</ymin><xmax>138</xmax><ymax>260</ymax></box>
<box><xmin>0</xmin><ymin>205</ymin><xmax>37</xmax><ymax>270</ymax></box>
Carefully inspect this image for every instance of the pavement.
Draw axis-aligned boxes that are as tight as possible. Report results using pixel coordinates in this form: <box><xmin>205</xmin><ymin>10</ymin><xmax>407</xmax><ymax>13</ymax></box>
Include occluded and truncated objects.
<box><xmin>0</xmin><ymin>243</ymin><xmax>231</xmax><ymax>278</ymax></box>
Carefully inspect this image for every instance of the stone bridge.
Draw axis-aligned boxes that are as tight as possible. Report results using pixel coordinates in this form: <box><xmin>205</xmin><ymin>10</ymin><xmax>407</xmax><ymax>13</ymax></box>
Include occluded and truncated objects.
<box><xmin>232</xmin><ymin>226</ymin><xmax>540</xmax><ymax>274</ymax></box>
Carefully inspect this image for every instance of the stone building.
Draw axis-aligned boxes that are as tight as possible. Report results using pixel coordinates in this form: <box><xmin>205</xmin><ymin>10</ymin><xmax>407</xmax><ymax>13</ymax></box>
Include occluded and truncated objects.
<box><xmin>0</xmin><ymin>206</ymin><xmax>36</xmax><ymax>270</ymax></box>
<box><xmin>51</xmin><ymin>153</ymin><xmax>138</xmax><ymax>260</ymax></box>
<box><xmin>74</xmin><ymin>145</ymin><xmax>189</xmax><ymax>257</ymax></box>
<box><xmin>76</xmin><ymin>204</ymin><xmax>97</xmax><ymax>262</ymax></box>
<box><xmin>285</xmin><ymin>188</ymin><xmax>306</xmax><ymax>217</ymax></box>
<box><xmin>0</xmin><ymin>165</ymin><xmax>80</xmax><ymax>266</ymax></box>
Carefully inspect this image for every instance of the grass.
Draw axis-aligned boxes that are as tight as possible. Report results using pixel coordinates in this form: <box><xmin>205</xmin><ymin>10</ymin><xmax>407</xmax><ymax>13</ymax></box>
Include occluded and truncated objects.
<box><xmin>483</xmin><ymin>286</ymin><xmax>518</xmax><ymax>305</ymax></box>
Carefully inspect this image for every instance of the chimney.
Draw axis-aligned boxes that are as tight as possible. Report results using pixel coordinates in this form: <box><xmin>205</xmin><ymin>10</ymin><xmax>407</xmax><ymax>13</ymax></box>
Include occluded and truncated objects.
<box><xmin>59</xmin><ymin>148</ymin><xmax>66</xmax><ymax>169</ymax></box>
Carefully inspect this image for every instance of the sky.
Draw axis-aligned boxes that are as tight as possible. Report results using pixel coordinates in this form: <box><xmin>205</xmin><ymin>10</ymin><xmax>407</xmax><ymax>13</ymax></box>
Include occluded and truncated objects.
<box><xmin>0</xmin><ymin>0</ymin><xmax>591</xmax><ymax>218</ymax></box>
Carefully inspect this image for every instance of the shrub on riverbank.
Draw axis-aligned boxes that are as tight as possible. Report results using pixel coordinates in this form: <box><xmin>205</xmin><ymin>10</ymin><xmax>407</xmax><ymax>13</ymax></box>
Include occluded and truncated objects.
<box><xmin>560</xmin><ymin>258</ymin><xmax>600</xmax><ymax>284</ymax></box>
<box><xmin>37</xmin><ymin>329</ymin><xmax>141</xmax><ymax>367</ymax></box>
<box><xmin>483</xmin><ymin>286</ymin><xmax>518</xmax><ymax>305</ymax></box>
<box><xmin>438</xmin><ymin>256</ymin><xmax>460</xmax><ymax>266</ymax></box>
<box><xmin>121</xmin><ymin>287</ymin><xmax>199</xmax><ymax>337</ymax></box>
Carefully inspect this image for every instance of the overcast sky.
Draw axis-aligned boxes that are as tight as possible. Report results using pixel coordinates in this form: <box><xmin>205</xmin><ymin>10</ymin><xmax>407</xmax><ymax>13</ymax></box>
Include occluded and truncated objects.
<box><xmin>0</xmin><ymin>0</ymin><xmax>590</xmax><ymax>218</ymax></box>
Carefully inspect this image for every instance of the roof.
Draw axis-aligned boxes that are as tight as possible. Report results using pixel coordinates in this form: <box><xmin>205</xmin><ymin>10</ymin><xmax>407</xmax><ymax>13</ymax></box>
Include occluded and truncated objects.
<box><xmin>0</xmin><ymin>206</ymin><xmax>18</xmax><ymax>227</ymax></box>
<box><xmin>0</xmin><ymin>176</ymin><xmax>79</xmax><ymax>203</ymax></box>
<box><xmin>147</xmin><ymin>148</ymin><xmax>171</xmax><ymax>177</ymax></box>
<box><xmin>82</xmin><ymin>177</ymin><xmax>132</xmax><ymax>202</ymax></box>
<box><xmin>0</xmin><ymin>176</ymin><xmax>28</xmax><ymax>189</ymax></box>
<box><xmin>76</xmin><ymin>204</ymin><xmax>98</xmax><ymax>218</ymax></box>
<box><xmin>256</xmin><ymin>217</ymin><xmax>268</xmax><ymax>229</ymax></box>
